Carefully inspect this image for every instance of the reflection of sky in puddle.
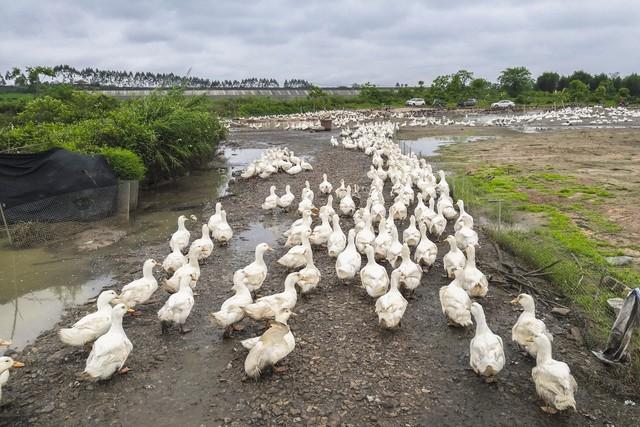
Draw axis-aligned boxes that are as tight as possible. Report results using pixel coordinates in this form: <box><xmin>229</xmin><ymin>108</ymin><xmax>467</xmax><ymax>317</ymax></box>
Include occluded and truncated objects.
<box><xmin>224</xmin><ymin>148</ymin><xmax>266</xmax><ymax>172</ymax></box>
<box><xmin>0</xmin><ymin>271</ymin><xmax>114</xmax><ymax>353</ymax></box>
<box><xmin>232</xmin><ymin>220</ymin><xmax>286</xmax><ymax>253</ymax></box>
<box><xmin>398</xmin><ymin>135</ymin><xmax>494</xmax><ymax>156</ymax></box>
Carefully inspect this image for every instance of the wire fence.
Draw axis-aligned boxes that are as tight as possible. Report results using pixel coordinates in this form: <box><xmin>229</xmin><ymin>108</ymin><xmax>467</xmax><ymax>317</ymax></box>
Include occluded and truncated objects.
<box><xmin>449</xmin><ymin>173</ymin><xmax>629</xmax><ymax>347</ymax></box>
<box><xmin>0</xmin><ymin>185</ymin><xmax>119</xmax><ymax>248</ymax></box>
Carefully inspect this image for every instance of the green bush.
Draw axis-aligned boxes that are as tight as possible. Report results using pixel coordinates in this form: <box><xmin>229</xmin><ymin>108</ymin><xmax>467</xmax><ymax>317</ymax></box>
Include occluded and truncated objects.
<box><xmin>17</xmin><ymin>96</ymin><xmax>71</xmax><ymax>123</ymax></box>
<box><xmin>98</xmin><ymin>147</ymin><xmax>146</xmax><ymax>180</ymax></box>
<box><xmin>0</xmin><ymin>88</ymin><xmax>226</xmax><ymax>182</ymax></box>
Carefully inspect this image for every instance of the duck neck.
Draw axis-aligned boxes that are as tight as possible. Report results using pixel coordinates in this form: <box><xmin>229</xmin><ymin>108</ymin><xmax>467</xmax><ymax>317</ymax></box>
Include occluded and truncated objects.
<box><xmin>178</xmin><ymin>217</ymin><xmax>187</xmax><ymax>231</ymax></box>
<box><xmin>466</xmin><ymin>249</ymin><xmax>476</xmax><ymax>268</ymax></box>
<box><xmin>110</xmin><ymin>314</ymin><xmax>125</xmax><ymax>335</ymax></box>
<box><xmin>474</xmin><ymin>310</ymin><xmax>490</xmax><ymax>335</ymax></box>
<box><xmin>143</xmin><ymin>262</ymin><xmax>155</xmax><ymax>279</ymax></box>
<box><xmin>536</xmin><ymin>339</ymin><xmax>552</xmax><ymax>364</ymax></box>
<box><xmin>96</xmin><ymin>295</ymin><xmax>112</xmax><ymax>311</ymax></box>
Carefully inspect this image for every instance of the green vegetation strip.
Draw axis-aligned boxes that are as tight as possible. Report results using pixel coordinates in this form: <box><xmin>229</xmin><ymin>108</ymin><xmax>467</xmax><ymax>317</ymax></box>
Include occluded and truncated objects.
<box><xmin>445</xmin><ymin>161</ymin><xmax>639</xmax><ymax>347</ymax></box>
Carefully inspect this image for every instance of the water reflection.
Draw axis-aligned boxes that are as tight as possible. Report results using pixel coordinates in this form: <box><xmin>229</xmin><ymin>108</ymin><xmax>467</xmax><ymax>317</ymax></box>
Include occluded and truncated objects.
<box><xmin>398</xmin><ymin>135</ymin><xmax>494</xmax><ymax>156</ymax></box>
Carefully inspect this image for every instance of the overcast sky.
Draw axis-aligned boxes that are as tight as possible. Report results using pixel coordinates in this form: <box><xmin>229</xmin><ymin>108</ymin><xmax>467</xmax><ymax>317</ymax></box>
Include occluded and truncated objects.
<box><xmin>1</xmin><ymin>0</ymin><xmax>638</xmax><ymax>86</ymax></box>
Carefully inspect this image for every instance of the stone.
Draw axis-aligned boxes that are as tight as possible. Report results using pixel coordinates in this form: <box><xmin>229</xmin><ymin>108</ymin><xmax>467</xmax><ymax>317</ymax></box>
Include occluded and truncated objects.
<box><xmin>551</xmin><ymin>307</ymin><xmax>571</xmax><ymax>316</ymax></box>
<box><xmin>605</xmin><ymin>256</ymin><xmax>633</xmax><ymax>266</ymax></box>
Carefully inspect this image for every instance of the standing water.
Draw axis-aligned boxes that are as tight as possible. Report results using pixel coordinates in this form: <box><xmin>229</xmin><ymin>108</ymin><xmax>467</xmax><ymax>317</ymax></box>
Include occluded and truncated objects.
<box><xmin>0</xmin><ymin>146</ymin><xmax>265</xmax><ymax>352</ymax></box>
<box><xmin>397</xmin><ymin>135</ymin><xmax>493</xmax><ymax>157</ymax></box>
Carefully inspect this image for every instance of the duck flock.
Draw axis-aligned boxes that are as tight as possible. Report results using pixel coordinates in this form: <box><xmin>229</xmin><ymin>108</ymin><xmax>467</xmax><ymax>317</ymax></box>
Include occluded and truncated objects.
<box><xmin>1</xmin><ymin>122</ymin><xmax>583</xmax><ymax>416</ymax></box>
<box><xmin>227</xmin><ymin>105</ymin><xmax>640</xmax><ymax>132</ymax></box>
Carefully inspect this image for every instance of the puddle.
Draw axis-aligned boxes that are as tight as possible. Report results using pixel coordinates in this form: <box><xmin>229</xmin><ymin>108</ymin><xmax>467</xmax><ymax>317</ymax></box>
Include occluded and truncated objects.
<box><xmin>0</xmin><ymin>148</ymin><xmax>257</xmax><ymax>352</ymax></box>
<box><xmin>0</xmin><ymin>242</ymin><xmax>115</xmax><ymax>351</ymax></box>
<box><xmin>398</xmin><ymin>135</ymin><xmax>493</xmax><ymax>156</ymax></box>
<box><xmin>233</xmin><ymin>221</ymin><xmax>282</xmax><ymax>252</ymax></box>
<box><xmin>224</xmin><ymin>147</ymin><xmax>265</xmax><ymax>173</ymax></box>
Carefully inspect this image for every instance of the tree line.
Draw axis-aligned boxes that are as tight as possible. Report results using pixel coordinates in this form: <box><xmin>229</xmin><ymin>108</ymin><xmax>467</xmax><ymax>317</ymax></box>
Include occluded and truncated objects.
<box><xmin>389</xmin><ymin>67</ymin><xmax>640</xmax><ymax>105</ymax></box>
<box><xmin>1</xmin><ymin>65</ymin><xmax>312</xmax><ymax>89</ymax></box>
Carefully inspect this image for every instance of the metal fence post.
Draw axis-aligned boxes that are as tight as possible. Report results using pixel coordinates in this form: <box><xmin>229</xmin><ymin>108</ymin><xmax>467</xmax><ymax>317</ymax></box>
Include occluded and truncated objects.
<box><xmin>0</xmin><ymin>202</ymin><xmax>12</xmax><ymax>245</ymax></box>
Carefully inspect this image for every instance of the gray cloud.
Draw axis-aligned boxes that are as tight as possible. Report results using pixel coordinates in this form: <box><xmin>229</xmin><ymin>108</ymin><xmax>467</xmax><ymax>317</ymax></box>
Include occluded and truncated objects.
<box><xmin>1</xmin><ymin>0</ymin><xmax>638</xmax><ymax>86</ymax></box>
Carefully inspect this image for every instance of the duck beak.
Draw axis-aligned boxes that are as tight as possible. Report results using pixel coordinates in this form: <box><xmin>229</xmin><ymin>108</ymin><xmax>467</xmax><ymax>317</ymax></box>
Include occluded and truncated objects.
<box><xmin>290</xmin><ymin>312</ymin><xmax>298</xmax><ymax>317</ymax></box>
<box><xmin>127</xmin><ymin>308</ymin><xmax>136</xmax><ymax>314</ymax></box>
<box><xmin>510</xmin><ymin>298</ymin><xmax>519</xmax><ymax>305</ymax></box>
<box><xmin>12</xmin><ymin>361</ymin><xmax>25</xmax><ymax>368</ymax></box>
<box><xmin>266</xmin><ymin>246</ymin><xmax>274</xmax><ymax>252</ymax></box>
<box><xmin>0</xmin><ymin>339</ymin><xmax>11</xmax><ymax>347</ymax></box>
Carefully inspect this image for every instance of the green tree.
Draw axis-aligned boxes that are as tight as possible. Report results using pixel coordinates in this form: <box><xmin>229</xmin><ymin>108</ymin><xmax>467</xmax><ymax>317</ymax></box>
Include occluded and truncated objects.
<box><xmin>418</xmin><ymin>80</ymin><xmax>424</xmax><ymax>88</ymax></box>
<box><xmin>536</xmin><ymin>72</ymin><xmax>560</xmax><ymax>92</ymax></box>
<box><xmin>622</xmin><ymin>73</ymin><xmax>640</xmax><ymax>96</ymax></box>
<box><xmin>567</xmin><ymin>79</ymin><xmax>589</xmax><ymax>102</ymax></box>
<box><xmin>568</xmin><ymin>70</ymin><xmax>593</xmax><ymax>88</ymax></box>
<box><xmin>498</xmin><ymin>67</ymin><xmax>533</xmax><ymax>97</ymax></box>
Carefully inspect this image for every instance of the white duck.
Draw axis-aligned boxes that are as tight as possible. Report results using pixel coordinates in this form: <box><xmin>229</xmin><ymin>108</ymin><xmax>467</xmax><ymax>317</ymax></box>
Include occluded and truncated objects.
<box><xmin>284</xmin><ymin>210</ymin><xmax>312</xmax><ymax>247</ymax></box>
<box><xmin>277</xmin><ymin>185</ymin><xmax>295</xmax><ymax>210</ymax></box>
<box><xmin>443</xmin><ymin>235</ymin><xmax>466</xmax><ymax>278</ymax></box>
<box><xmin>462</xmin><ymin>245</ymin><xmax>488</xmax><ymax>297</ymax></box>
<box><xmin>82</xmin><ymin>304</ymin><xmax>132</xmax><ymax>381</ymax></box>
<box><xmin>454</xmin><ymin>199</ymin><xmax>474</xmax><ymax>232</ymax></box>
<box><xmin>360</xmin><ymin>245</ymin><xmax>389</xmax><ymax>298</ymax></box>
<box><xmin>439</xmin><ymin>269</ymin><xmax>472</xmax><ymax>327</ymax></box>
<box><xmin>373</xmin><ymin>217</ymin><xmax>391</xmax><ymax>261</ymax></box>
<box><xmin>244</xmin><ymin>308</ymin><xmax>296</xmax><ymax>378</ymax></box>
<box><xmin>320</xmin><ymin>194</ymin><xmax>336</xmax><ymax>217</ymax></box>
<box><xmin>262</xmin><ymin>185</ymin><xmax>279</xmax><ymax>211</ymax></box>
<box><xmin>189</xmin><ymin>224</ymin><xmax>214</xmax><ymax>260</ymax></box>
<box><xmin>402</xmin><ymin>215</ymin><xmax>420</xmax><ymax>247</ymax></box>
<box><xmin>243</xmin><ymin>272</ymin><xmax>300</xmax><ymax>320</ymax></box>
<box><xmin>211</xmin><ymin>210</ymin><xmax>233</xmax><ymax>245</ymax></box>
<box><xmin>164</xmin><ymin>247</ymin><xmax>201</xmax><ymax>293</ymax></box>
<box><xmin>386</xmin><ymin>223</ymin><xmax>403</xmax><ymax>268</ymax></box>
<box><xmin>470</xmin><ymin>302</ymin><xmax>505</xmax><ymax>381</ymax></box>
<box><xmin>455</xmin><ymin>224</ymin><xmax>478</xmax><ymax>250</ymax></box>
<box><xmin>286</xmin><ymin>159</ymin><xmax>302</xmax><ymax>175</ymax></box>
<box><xmin>309</xmin><ymin>212</ymin><xmax>332</xmax><ymax>246</ymax></box>
<box><xmin>319</xmin><ymin>173</ymin><xmax>333</xmax><ymax>194</ymax></box>
<box><xmin>397</xmin><ymin>243</ymin><xmax>423</xmax><ymax>295</ymax></box>
<box><xmin>115</xmin><ymin>259</ymin><xmax>158</xmax><ymax>308</ymax></box>
<box><xmin>339</xmin><ymin>185</ymin><xmax>356</xmax><ymax>216</ymax></box>
<box><xmin>531</xmin><ymin>334</ymin><xmax>577</xmax><ymax>413</ymax></box>
<box><xmin>429</xmin><ymin>204</ymin><xmax>447</xmax><ymax>240</ymax></box>
<box><xmin>327</xmin><ymin>214</ymin><xmax>347</xmax><ymax>257</ymax></box>
<box><xmin>162</xmin><ymin>246</ymin><xmax>187</xmax><ymax>275</ymax></box>
<box><xmin>355</xmin><ymin>212</ymin><xmax>376</xmax><ymax>253</ymax></box>
<box><xmin>278</xmin><ymin>231</ymin><xmax>311</xmax><ymax>270</ymax></box>
<box><xmin>170</xmin><ymin>214</ymin><xmax>196</xmax><ymax>253</ymax></box>
<box><xmin>210</xmin><ymin>276</ymin><xmax>253</xmax><ymax>336</ymax></box>
<box><xmin>59</xmin><ymin>290</ymin><xmax>118</xmax><ymax>346</ymax></box>
<box><xmin>375</xmin><ymin>270</ymin><xmax>408</xmax><ymax>329</ymax></box>
<box><xmin>414</xmin><ymin>223</ymin><xmax>437</xmax><ymax>270</ymax></box>
<box><xmin>207</xmin><ymin>203</ymin><xmax>223</xmax><ymax>231</ymax></box>
<box><xmin>158</xmin><ymin>273</ymin><xmax>195</xmax><ymax>334</ymax></box>
<box><xmin>236</xmin><ymin>243</ymin><xmax>272</xmax><ymax>292</ymax></box>
<box><xmin>391</xmin><ymin>196</ymin><xmax>407</xmax><ymax>221</ymax></box>
<box><xmin>335</xmin><ymin>179</ymin><xmax>347</xmax><ymax>199</ymax></box>
<box><xmin>0</xmin><ymin>357</ymin><xmax>24</xmax><ymax>401</ymax></box>
<box><xmin>511</xmin><ymin>294</ymin><xmax>553</xmax><ymax>357</ymax></box>
<box><xmin>296</xmin><ymin>249</ymin><xmax>321</xmax><ymax>294</ymax></box>
<box><xmin>335</xmin><ymin>229</ymin><xmax>361</xmax><ymax>280</ymax></box>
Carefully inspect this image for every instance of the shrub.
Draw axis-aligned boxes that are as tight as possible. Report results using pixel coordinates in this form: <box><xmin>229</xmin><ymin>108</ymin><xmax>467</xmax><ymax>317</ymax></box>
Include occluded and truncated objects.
<box><xmin>17</xmin><ymin>96</ymin><xmax>71</xmax><ymax>123</ymax></box>
<box><xmin>98</xmin><ymin>147</ymin><xmax>146</xmax><ymax>180</ymax></box>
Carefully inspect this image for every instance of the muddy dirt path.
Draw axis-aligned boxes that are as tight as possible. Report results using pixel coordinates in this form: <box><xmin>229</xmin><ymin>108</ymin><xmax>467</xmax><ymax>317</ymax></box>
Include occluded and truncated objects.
<box><xmin>1</xmin><ymin>129</ymin><xmax>638</xmax><ymax>426</ymax></box>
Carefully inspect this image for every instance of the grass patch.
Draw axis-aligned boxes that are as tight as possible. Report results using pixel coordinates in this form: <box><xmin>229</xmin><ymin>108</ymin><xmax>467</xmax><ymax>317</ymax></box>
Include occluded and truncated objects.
<box><xmin>447</xmin><ymin>166</ymin><xmax>639</xmax><ymax>352</ymax></box>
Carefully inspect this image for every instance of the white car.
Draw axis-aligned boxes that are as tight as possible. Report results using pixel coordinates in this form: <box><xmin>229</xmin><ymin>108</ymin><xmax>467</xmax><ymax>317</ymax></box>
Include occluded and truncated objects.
<box><xmin>405</xmin><ymin>98</ymin><xmax>426</xmax><ymax>107</ymax></box>
<box><xmin>491</xmin><ymin>100</ymin><xmax>515</xmax><ymax>109</ymax></box>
